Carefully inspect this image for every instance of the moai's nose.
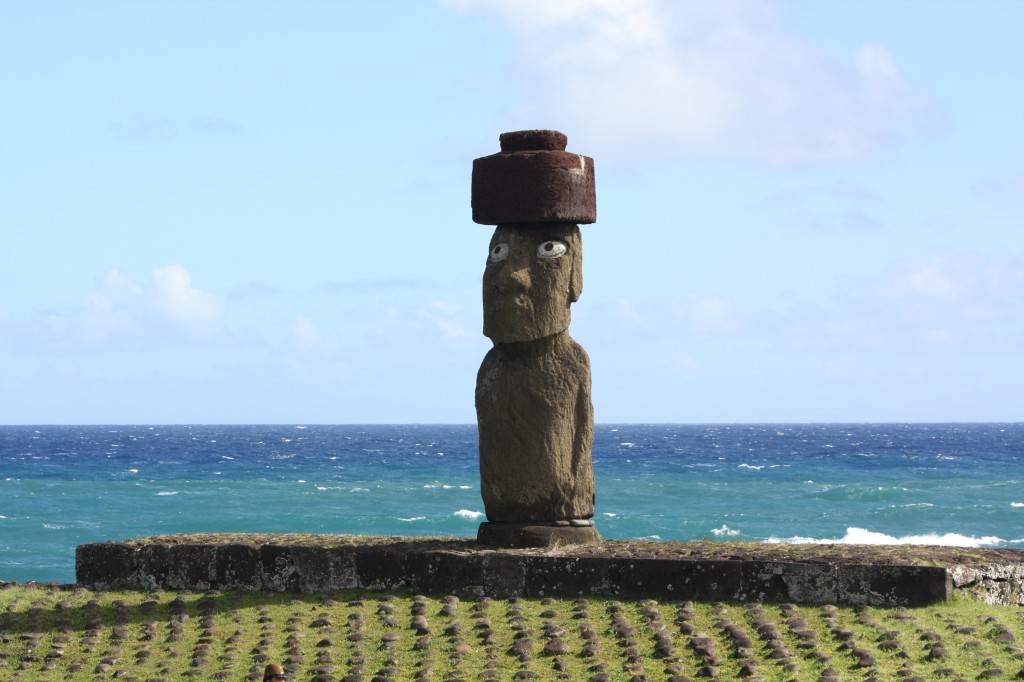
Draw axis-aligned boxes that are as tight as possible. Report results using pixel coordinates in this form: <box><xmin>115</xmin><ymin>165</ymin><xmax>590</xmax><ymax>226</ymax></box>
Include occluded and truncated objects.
<box><xmin>494</xmin><ymin>265</ymin><xmax>531</xmax><ymax>294</ymax></box>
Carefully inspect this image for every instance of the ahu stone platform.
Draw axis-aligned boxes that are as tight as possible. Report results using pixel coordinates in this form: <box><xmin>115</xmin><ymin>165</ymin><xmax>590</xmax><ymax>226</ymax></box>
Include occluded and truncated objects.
<box><xmin>76</xmin><ymin>534</ymin><xmax>1024</xmax><ymax>607</ymax></box>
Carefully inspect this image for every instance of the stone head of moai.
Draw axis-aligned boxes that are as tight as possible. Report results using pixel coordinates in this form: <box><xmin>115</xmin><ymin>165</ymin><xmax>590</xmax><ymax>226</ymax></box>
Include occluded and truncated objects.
<box><xmin>471</xmin><ymin>130</ymin><xmax>600</xmax><ymax>548</ymax></box>
<box><xmin>481</xmin><ymin>222</ymin><xmax>582</xmax><ymax>344</ymax></box>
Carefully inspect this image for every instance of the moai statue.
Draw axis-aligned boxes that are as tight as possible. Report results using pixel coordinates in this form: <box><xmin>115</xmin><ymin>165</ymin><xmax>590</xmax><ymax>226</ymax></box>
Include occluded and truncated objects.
<box><xmin>471</xmin><ymin>129</ymin><xmax>600</xmax><ymax>548</ymax></box>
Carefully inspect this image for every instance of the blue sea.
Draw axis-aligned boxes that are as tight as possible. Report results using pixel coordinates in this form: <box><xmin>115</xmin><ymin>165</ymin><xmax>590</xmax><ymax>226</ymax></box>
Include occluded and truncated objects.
<box><xmin>2</xmin><ymin>423</ymin><xmax>1023</xmax><ymax>585</ymax></box>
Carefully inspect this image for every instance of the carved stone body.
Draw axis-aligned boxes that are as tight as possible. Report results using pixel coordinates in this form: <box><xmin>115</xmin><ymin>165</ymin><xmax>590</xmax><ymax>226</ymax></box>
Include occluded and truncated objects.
<box><xmin>472</xmin><ymin>131</ymin><xmax>599</xmax><ymax>547</ymax></box>
<box><xmin>476</xmin><ymin>331</ymin><xmax>594</xmax><ymax>522</ymax></box>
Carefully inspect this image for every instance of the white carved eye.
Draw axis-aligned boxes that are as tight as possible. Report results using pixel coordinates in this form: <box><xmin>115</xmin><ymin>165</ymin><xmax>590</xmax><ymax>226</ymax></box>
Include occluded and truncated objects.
<box><xmin>488</xmin><ymin>242</ymin><xmax>510</xmax><ymax>262</ymax></box>
<box><xmin>537</xmin><ymin>240</ymin><xmax>567</xmax><ymax>259</ymax></box>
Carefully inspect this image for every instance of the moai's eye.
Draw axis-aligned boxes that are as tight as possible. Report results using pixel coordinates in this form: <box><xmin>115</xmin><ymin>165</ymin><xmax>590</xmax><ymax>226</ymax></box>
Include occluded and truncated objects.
<box><xmin>537</xmin><ymin>240</ymin><xmax>567</xmax><ymax>259</ymax></box>
<box><xmin>488</xmin><ymin>242</ymin><xmax>510</xmax><ymax>263</ymax></box>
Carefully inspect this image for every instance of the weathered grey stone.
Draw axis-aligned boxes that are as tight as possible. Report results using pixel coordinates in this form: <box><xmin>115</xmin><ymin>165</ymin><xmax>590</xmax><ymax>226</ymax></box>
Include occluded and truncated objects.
<box><xmin>291</xmin><ymin>547</ymin><xmax>358</xmax><ymax>592</ymax></box>
<box><xmin>75</xmin><ymin>542</ymin><xmax>137</xmax><ymax>589</ymax></box>
<box><xmin>473</xmin><ymin>131</ymin><xmax>598</xmax><ymax>546</ymax></box>
<box><xmin>353</xmin><ymin>546</ymin><xmax>410</xmax><ymax>591</ymax></box>
<box><xmin>404</xmin><ymin>551</ymin><xmax>484</xmax><ymax>595</ymax></box>
<box><xmin>74</xmin><ymin>535</ymin><xmax>1022</xmax><ymax>605</ymax></box>
<box><xmin>478</xmin><ymin>523</ymin><xmax>600</xmax><ymax>548</ymax></box>
<box><xmin>165</xmin><ymin>544</ymin><xmax>216</xmax><ymax>590</ymax></box>
<box><xmin>520</xmin><ymin>556</ymin><xmax>616</xmax><ymax>598</ymax></box>
<box><xmin>215</xmin><ymin>544</ymin><xmax>263</xmax><ymax>590</ymax></box>
<box><xmin>836</xmin><ymin>564</ymin><xmax>951</xmax><ymax>606</ymax></box>
<box><xmin>615</xmin><ymin>558</ymin><xmax>743</xmax><ymax>601</ymax></box>
<box><xmin>480</xmin><ymin>223</ymin><xmax>583</xmax><ymax>344</ymax></box>
<box><xmin>481</xmin><ymin>552</ymin><xmax>527</xmax><ymax>598</ymax></box>
<box><xmin>739</xmin><ymin>561</ymin><xmax>838</xmax><ymax>603</ymax></box>
<box><xmin>260</xmin><ymin>545</ymin><xmax>300</xmax><ymax>592</ymax></box>
<box><xmin>476</xmin><ymin>226</ymin><xmax>595</xmax><ymax>530</ymax></box>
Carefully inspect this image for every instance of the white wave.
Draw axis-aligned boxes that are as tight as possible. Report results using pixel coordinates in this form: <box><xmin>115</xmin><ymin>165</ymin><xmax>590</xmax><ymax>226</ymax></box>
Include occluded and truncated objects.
<box><xmin>126</xmin><ymin>469</ymin><xmax>139</xmax><ymax>474</ymax></box>
<box><xmin>350</xmin><ymin>487</ymin><xmax>369</xmax><ymax>492</ymax></box>
<box><xmin>157</xmin><ymin>491</ymin><xmax>179</xmax><ymax>496</ymax></box>
<box><xmin>603</xmin><ymin>512</ymin><xmax>618</xmax><ymax>518</ymax></box>
<box><xmin>454</xmin><ymin>509</ymin><xmax>484</xmax><ymax>520</ymax></box>
<box><xmin>0</xmin><ymin>515</ymin><xmax>7</xmax><ymax>519</ymax></box>
<box><xmin>1012</xmin><ymin>502</ymin><xmax>1024</xmax><ymax>508</ymax></box>
<box><xmin>459</xmin><ymin>485</ymin><xmax>471</xmax><ymax>489</ymax></box>
<box><xmin>221</xmin><ymin>456</ymin><xmax>235</xmax><ymax>460</ymax></box>
<box><xmin>711</xmin><ymin>524</ymin><xmax>740</xmax><ymax>537</ymax></box>
<box><xmin>296</xmin><ymin>480</ymin><xmax>306</xmax><ymax>483</ymax></box>
<box><xmin>737</xmin><ymin>463</ymin><xmax>764</xmax><ymax>470</ymax></box>
<box><xmin>399</xmin><ymin>516</ymin><xmax>426</xmax><ymax>522</ymax></box>
<box><xmin>767</xmin><ymin>527</ymin><xmax>1005</xmax><ymax>548</ymax></box>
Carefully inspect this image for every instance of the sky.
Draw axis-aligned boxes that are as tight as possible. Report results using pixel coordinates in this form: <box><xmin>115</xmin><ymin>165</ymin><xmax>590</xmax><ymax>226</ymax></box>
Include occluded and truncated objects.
<box><xmin>1</xmin><ymin>0</ymin><xmax>1022</xmax><ymax>425</ymax></box>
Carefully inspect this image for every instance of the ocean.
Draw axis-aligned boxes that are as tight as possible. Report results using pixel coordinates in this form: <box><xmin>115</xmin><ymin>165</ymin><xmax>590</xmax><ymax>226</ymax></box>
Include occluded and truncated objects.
<box><xmin>2</xmin><ymin>423</ymin><xmax>1022</xmax><ymax>585</ymax></box>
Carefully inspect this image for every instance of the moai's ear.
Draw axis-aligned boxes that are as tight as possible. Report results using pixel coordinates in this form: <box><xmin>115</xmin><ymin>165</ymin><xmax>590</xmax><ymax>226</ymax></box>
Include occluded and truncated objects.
<box><xmin>568</xmin><ymin>229</ymin><xmax>583</xmax><ymax>303</ymax></box>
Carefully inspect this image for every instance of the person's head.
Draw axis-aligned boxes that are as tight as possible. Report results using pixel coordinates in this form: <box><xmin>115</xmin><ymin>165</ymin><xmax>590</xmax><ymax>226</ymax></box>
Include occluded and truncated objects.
<box><xmin>263</xmin><ymin>663</ymin><xmax>288</xmax><ymax>681</ymax></box>
<box><xmin>482</xmin><ymin>222</ymin><xmax>582</xmax><ymax>343</ymax></box>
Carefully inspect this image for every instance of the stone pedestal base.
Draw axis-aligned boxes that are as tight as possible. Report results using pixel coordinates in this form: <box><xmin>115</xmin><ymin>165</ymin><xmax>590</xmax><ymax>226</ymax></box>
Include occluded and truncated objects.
<box><xmin>477</xmin><ymin>521</ymin><xmax>601</xmax><ymax>548</ymax></box>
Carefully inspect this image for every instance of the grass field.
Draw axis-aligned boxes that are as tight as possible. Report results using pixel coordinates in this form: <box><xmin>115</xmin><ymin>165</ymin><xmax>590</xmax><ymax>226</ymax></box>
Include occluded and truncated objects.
<box><xmin>2</xmin><ymin>584</ymin><xmax>1023</xmax><ymax>681</ymax></box>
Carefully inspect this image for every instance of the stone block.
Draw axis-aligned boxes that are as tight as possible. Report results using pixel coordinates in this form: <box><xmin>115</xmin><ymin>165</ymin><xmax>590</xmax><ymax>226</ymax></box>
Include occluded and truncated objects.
<box><xmin>260</xmin><ymin>545</ymin><xmax>300</xmax><ymax>592</ymax></box>
<box><xmin>215</xmin><ymin>543</ymin><xmax>263</xmax><ymax>590</ymax></box>
<box><xmin>614</xmin><ymin>559</ymin><xmax>743</xmax><ymax>601</ymax></box>
<box><xmin>75</xmin><ymin>542</ymin><xmax>137</xmax><ymax>589</ymax></box>
<box><xmin>291</xmin><ymin>546</ymin><xmax>358</xmax><ymax>592</ymax></box>
<box><xmin>405</xmin><ymin>550</ymin><xmax>484</xmax><ymax>595</ymax></box>
<box><xmin>132</xmin><ymin>543</ymin><xmax>172</xmax><ymax>591</ymax></box>
<box><xmin>164</xmin><ymin>544</ymin><xmax>216</xmax><ymax>590</ymax></box>
<box><xmin>522</xmin><ymin>556</ymin><xmax>616</xmax><ymax>598</ymax></box>
<box><xmin>740</xmin><ymin>561</ymin><xmax>838</xmax><ymax>603</ymax></box>
<box><xmin>482</xmin><ymin>552</ymin><xmax>527</xmax><ymax>598</ymax></box>
<box><xmin>837</xmin><ymin>564</ymin><xmax>951</xmax><ymax>606</ymax></box>
<box><xmin>478</xmin><ymin>522</ymin><xmax>600</xmax><ymax>548</ymax></box>
<box><xmin>354</xmin><ymin>545</ymin><xmax>410</xmax><ymax>591</ymax></box>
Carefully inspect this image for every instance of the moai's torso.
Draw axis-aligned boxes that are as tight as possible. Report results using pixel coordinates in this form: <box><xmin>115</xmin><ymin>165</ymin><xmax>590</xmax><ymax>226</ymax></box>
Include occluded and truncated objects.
<box><xmin>476</xmin><ymin>331</ymin><xmax>594</xmax><ymax>522</ymax></box>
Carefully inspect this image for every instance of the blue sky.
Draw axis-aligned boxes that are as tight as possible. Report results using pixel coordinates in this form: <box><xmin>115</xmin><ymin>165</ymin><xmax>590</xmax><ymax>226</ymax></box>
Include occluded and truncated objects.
<box><xmin>2</xmin><ymin>1</ymin><xmax>1021</xmax><ymax>424</ymax></box>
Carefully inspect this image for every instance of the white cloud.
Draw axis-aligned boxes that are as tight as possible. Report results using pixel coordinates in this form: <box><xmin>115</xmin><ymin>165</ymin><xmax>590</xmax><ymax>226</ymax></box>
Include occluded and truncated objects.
<box><xmin>3</xmin><ymin>265</ymin><xmax>225</xmax><ymax>352</ymax></box>
<box><xmin>783</xmin><ymin>252</ymin><xmax>1024</xmax><ymax>352</ymax></box>
<box><xmin>449</xmin><ymin>0</ymin><xmax>922</xmax><ymax>163</ymax></box>
<box><xmin>290</xmin><ymin>315</ymin><xmax>335</xmax><ymax>351</ymax></box>
<box><xmin>871</xmin><ymin>253</ymin><xmax>1024</xmax><ymax>310</ymax></box>
<box><xmin>674</xmin><ymin>293</ymin><xmax>740</xmax><ymax>335</ymax></box>
<box><xmin>425</xmin><ymin>300</ymin><xmax>473</xmax><ymax>341</ymax></box>
<box><xmin>101</xmin><ymin>268</ymin><xmax>144</xmax><ymax>302</ymax></box>
<box><xmin>152</xmin><ymin>264</ymin><xmax>224</xmax><ymax>330</ymax></box>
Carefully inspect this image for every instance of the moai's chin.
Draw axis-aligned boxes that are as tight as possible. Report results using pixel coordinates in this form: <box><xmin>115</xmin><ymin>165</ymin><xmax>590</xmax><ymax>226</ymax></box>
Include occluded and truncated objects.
<box><xmin>484</xmin><ymin>319</ymin><xmax>570</xmax><ymax>345</ymax></box>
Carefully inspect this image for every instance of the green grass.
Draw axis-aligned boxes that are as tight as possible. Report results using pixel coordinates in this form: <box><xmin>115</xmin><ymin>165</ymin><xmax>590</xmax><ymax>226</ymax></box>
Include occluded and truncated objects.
<box><xmin>1</xmin><ymin>585</ymin><xmax>1023</xmax><ymax>681</ymax></box>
